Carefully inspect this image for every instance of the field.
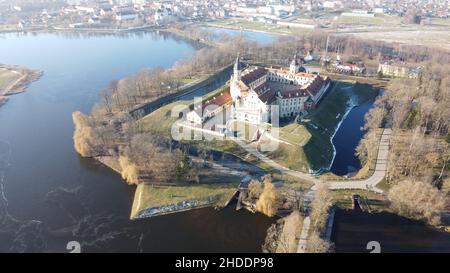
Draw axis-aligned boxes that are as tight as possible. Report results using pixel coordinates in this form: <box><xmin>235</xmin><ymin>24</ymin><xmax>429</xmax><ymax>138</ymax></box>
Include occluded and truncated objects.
<box><xmin>345</xmin><ymin>29</ymin><xmax>450</xmax><ymax>51</ymax></box>
<box><xmin>336</xmin><ymin>14</ymin><xmax>402</xmax><ymax>27</ymax></box>
<box><xmin>205</xmin><ymin>18</ymin><xmax>314</xmax><ymax>36</ymax></box>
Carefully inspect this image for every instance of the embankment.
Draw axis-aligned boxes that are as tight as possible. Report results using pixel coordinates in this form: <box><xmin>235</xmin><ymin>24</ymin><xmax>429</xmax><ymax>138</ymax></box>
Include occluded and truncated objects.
<box><xmin>303</xmin><ymin>81</ymin><xmax>379</xmax><ymax>172</ymax></box>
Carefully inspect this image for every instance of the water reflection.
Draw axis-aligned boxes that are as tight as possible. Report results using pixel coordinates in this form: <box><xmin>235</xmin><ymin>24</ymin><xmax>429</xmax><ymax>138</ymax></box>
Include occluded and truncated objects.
<box><xmin>332</xmin><ymin>210</ymin><xmax>450</xmax><ymax>253</ymax></box>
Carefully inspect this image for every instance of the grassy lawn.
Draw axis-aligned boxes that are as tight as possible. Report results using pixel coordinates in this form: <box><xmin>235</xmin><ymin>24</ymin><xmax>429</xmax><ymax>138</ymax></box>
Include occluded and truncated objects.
<box><xmin>265</xmin><ymin>142</ymin><xmax>310</xmax><ymax>172</ymax></box>
<box><xmin>139</xmin><ymin>100</ymin><xmax>191</xmax><ymax>138</ymax></box>
<box><xmin>376</xmin><ymin>178</ymin><xmax>391</xmax><ymax>192</ymax></box>
<box><xmin>337</xmin><ymin>14</ymin><xmax>402</xmax><ymax>26</ymax></box>
<box><xmin>279</xmin><ymin>122</ymin><xmax>311</xmax><ymax>145</ymax></box>
<box><xmin>131</xmin><ymin>181</ymin><xmax>238</xmax><ymax>218</ymax></box>
<box><xmin>139</xmin><ymin>85</ymin><xmax>231</xmax><ymax>138</ymax></box>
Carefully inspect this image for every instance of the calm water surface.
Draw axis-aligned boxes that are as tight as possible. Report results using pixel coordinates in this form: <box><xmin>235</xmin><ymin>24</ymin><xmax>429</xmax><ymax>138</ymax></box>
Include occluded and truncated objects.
<box><xmin>202</xmin><ymin>26</ymin><xmax>280</xmax><ymax>45</ymax></box>
<box><xmin>330</xmin><ymin>101</ymin><xmax>373</xmax><ymax>176</ymax></box>
<box><xmin>332</xmin><ymin>210</ymin><xmax>450</xmax><ymax>253</ymax></box>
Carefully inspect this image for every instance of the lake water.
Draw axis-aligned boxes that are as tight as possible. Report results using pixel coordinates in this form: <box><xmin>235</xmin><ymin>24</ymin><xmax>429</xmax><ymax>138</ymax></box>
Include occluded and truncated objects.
<box><xmin>0</xmin><ymin>31</ymin><xmax>273</xmax><ymax>252</ymax></box>
<box><xmin>202</xmin><ymin>26</ymin><xmax>280</xmax><ymax>45</ymax></box>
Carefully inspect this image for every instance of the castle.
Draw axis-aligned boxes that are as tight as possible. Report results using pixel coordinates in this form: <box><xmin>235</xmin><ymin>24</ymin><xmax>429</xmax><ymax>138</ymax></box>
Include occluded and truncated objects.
<box><xmin>230</xmin><ymin>54</ymin><xmax>330</xmax><ymax>124</ymax></box>
<box><xmin>187</xmin><ymin>54</ymin><xmax>331</xmax><ymax>126</ymax></box>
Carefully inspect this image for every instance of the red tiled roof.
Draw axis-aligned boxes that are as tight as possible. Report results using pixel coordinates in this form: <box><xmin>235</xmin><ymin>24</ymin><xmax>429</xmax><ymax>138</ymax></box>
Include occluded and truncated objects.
<box><xmin>203</xmin><ymin>91</ymin><xmax>232</xmax><ymax>109</ymax></box>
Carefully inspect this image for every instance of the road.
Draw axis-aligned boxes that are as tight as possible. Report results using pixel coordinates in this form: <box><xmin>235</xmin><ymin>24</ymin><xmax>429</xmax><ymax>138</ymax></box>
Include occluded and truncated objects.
<box><xmin>234</xmin><ymin>128</ymin><xmax>392</xmax><ymax>194</ymax></box>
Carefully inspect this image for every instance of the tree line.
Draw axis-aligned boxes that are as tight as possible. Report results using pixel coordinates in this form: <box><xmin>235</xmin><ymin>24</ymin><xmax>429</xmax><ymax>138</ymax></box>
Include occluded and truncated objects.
<box><xmin>357</xmin><ymin>60</ymin><xmax>450</xmax><ymax>225</ymax></box>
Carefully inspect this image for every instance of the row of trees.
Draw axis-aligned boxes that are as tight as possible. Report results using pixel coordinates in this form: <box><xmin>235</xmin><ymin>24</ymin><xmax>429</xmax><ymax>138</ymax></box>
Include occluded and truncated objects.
<box><xmin>357</xmin><ymin>60</ymin><xmax>450</xmax><ymax>224</ymax></box>
<box><xmin>93</xmin><ymin>28</ymin><xmax>450</xmax><ymax>118</ymax></box>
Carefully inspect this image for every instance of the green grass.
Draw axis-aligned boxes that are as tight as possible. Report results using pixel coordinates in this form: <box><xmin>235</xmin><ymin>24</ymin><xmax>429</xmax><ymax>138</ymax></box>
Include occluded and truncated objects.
<box><xmin>376</xmin><ymin>178</ymin><xmax>391</xmax><ymax>192</ymax></box>
<box><xmin>265</xmin><ymin>143</ymin><xmax>310</xmax><ymax>172</ymax></box>
<box><xmin>139</xmin><ymin>100</ymin><xmax>191</xmax><ymax>138</ymax></box>
<box><xmin>139</xmin><ymin>86</ymin><xmax>231</xmax><ymax>138</ymax></box>
<box><xmin>279</xmin><ymin>122</ymin><xmax>311</xmax><ymax>145</ymax></box>
<box><xmin>131</xmin><ymin>182</ymin><xmax>238</xmax><ymax>218</ymax></box>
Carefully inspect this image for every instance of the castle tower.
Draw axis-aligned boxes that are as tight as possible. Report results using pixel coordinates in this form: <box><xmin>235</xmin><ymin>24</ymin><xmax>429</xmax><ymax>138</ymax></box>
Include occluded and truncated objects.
<box><xmin>231</xmin><ymin>53</ymin><xmax>242</xmax><ymax>101</ymax></box>
<box><xmin>290</xmin><ymin>54</ymin><xmax>300</xmax><ymax>74</ymax></box>
<box><xmin>233</xmin><ymin>54</ymin><xmax>242</xmax><ymax>81</ymax></box>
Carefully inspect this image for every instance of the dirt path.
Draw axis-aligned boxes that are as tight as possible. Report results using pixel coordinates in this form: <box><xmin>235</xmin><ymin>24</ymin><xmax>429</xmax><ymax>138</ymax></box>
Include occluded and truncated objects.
<box><xmin>0</xmin><ymin>69</ymin><xmax>27</xmax><ymax>96</ymax></box>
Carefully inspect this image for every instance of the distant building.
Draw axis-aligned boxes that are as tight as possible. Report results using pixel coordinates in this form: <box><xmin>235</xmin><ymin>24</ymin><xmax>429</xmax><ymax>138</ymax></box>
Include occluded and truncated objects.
<box><xmin>75</xmin><ymin>5</ymin><xmax>96</xmax><ymax>14</ymax></box>
<box><xmin>341</xmin><ymin>10</ymin><xmax>375</xmax><ymax>18</ymax></box>
<box><xmin>322</xmin><ymin>1</ymin><xmax>343</xmax><ymax>9</ymax></box>
<box><xmin>332</xmin><ymin>60</ymin><xmax>365</xmax><ymax>74</ymax></box>
<box><xmin>378</xmin><ymin>61</ymin><xmax>422</xmax><ymax>78</ymax></box>
<box><xmin>116</xmin><ymin>10</ymin><xmax>138</xmax><ymax>21</ymax></box>
<box><xmin>373</xmin><ymin>8</ymin><xmax>384</xmax><ymax>14</ymax></box>
<box><xmin>154</xmin><ymin>7</ymin><xmax>174</xmax><ymax>25</ymax></box>
<box><xmin>304</xmin><ymin>52</ymin><xmax>320</xmax><ymax>63</ymax></box>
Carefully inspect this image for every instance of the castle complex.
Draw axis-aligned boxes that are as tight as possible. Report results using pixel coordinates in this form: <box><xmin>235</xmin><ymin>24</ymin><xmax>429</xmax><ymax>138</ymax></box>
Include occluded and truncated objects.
<box><xmin>187</xmin><ymin>54</ymin><xmax>331</xmax><ymax>126</ymax></box>
<box><xmin>230</xmin><ymin>54</ymin><xmax>331</xmax><ymax>124</ymax></box>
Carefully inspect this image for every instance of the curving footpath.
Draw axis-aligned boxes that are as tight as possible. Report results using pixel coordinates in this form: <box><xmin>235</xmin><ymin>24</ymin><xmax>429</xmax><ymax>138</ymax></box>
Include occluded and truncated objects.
<box><xmin>235</xmin><ymin>128</ymin><xmax>392</xmax><ymax>194</ymax></box>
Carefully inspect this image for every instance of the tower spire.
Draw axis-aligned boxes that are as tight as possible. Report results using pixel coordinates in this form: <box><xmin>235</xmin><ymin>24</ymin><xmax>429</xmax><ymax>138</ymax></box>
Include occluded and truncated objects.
<box><xmin>233</xmin><ymin>53</ymin><xmax>242</xmax><ymax>81</ymax></box>
<box><xmin>290</xmin><ymin>53</ymin><xmax>300</xmax><ymax>74</ymax></box>
<box><xmin>234</xmin><ymin>53</ymin><xmax>241</xmax><ymax>70</ymax></box>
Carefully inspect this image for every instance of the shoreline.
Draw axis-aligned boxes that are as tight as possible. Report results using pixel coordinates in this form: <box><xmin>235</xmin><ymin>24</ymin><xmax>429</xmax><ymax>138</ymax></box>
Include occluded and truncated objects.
<box><xmin>95</xmin><ymin>155</ymin><xmax>238</xmax><ymax>220</ymax></box>
<box><xmin>2</xmin><ymin>26</ymin><xmax>212</xmax><ymax>49</ymax></box>
<box><xmin>0</xmin><ymin>65</ymin><xmax>43</xmax><ymax>107</ymax></box>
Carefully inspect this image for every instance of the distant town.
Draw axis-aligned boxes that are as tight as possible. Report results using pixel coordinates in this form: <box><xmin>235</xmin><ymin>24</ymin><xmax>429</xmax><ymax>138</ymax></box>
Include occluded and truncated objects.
<box><xmin>0</xmin><ymin>0</ymin><xmax>448</xmax><ymax>32</ymax></box>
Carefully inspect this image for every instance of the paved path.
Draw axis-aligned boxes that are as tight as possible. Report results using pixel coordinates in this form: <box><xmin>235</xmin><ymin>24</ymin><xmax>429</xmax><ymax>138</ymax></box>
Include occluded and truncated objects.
<box><xmin>296</xmin><ymin>216</ymin><xmax>311</xmax><ymax>253</ymax></box>
<box><xmin>235</xmin><ymin>128</ymin><xmax>392</xmax><ymax>194</ymax></box>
